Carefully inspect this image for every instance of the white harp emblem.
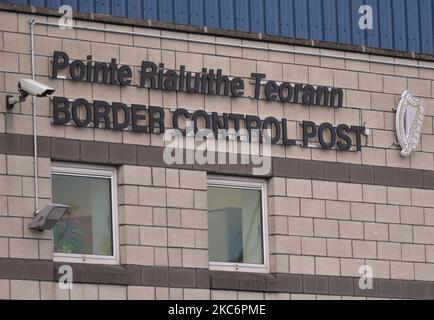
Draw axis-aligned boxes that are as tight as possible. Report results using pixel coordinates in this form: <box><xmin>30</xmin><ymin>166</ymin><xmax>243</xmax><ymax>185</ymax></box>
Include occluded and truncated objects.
<box><xmin>395</xmin><ymin>91</ymin><xmax>425</xmax><ymax>157</ymax></box>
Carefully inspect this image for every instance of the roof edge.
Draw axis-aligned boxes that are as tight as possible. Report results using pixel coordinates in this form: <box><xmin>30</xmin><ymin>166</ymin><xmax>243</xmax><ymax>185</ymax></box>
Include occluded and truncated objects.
<box><xmin>1</xmin><ymin>2</ymin><xmax>434</xmax><ymax>62</ymax></box>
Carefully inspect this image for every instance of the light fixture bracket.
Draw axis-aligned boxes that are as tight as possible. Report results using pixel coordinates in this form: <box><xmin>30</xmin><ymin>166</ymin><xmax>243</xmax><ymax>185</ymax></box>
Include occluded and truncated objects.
<box><xmin>28</xmin><ymin>203</ymin><xmax>70</xmax><ymax>232</ymax></box>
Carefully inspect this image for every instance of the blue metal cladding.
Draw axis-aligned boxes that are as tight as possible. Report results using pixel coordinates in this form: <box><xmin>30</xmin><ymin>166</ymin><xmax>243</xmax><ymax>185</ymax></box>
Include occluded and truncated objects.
<box><xmin>4</xmin><ymin>0</ymin><xmax>434</xmax><ymax>55</ymax></box>
<box><xmin>378</xmin><ymin>0</ymin><xmax>394</xmax><ymax>50</ymax></box>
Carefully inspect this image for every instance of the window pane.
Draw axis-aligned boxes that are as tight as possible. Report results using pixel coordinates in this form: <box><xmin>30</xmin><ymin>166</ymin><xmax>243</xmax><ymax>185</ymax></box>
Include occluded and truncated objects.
<box><xmin>208</xmin><ymin>186</ymin><xmax>264</xmax><ymax>265</ymax></box>
<box><xmin>52</xmin><ymin>174</ymin><xmax>113</xmax><ymax>256</ymax></box>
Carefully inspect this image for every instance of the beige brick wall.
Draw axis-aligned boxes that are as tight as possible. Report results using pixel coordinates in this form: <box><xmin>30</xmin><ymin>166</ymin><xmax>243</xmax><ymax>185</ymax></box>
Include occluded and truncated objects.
<box><xmin>1</xmin><ymin>10</ymin><xmax>434</xmax><ymax>169</ymax></box>
<box><xmin>119</xmin><ymin>166</ymin><xmax>208</xmax><ymax>268</ymax></box>
<box><xmin>2</xmin><ymin>10</ymin><xmax>434</xmax><ymax>300</ymax></box>
<box><xmin>0</xmin><ymin>279</ymin><xmax>396</xmax><ymax>300</ymax></box>
<box><xmin>268</xmin><ymin>176</ymin><xmax>434</xmax><ymax>281</ymax></box>
<box><xmin>0</xmin><ymin>154</ymin><xmax>53</xmax><ymax>260</ymax></box>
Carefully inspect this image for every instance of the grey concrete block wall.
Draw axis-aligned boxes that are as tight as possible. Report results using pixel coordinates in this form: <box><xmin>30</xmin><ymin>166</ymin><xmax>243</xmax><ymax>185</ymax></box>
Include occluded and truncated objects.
<box><xmin>2</xmin><ymin>9</ymin><xmax>434</xmax><ymax>299</ymax></box>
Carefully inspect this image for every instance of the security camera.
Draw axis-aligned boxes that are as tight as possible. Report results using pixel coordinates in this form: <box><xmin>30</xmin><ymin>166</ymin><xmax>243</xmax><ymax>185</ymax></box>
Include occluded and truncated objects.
<box><xmin>6</xmin><ymin>79</ymin><xmax>55</xmax><ymax>110</ymax></box>
<box><xmin>19</xmin><ymin>79</ymin><xmax>55</xmax><ymax>97</ymax></box>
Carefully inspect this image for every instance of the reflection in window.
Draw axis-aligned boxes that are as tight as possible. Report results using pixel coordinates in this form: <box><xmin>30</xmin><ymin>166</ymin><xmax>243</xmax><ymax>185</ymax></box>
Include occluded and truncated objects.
<box><xmin>52</xmin><ymin>174</ymin><xmax>113</xmax><ymax>256</ymax></box>
<box><xmin>208</xmin><ymin>186</ymin><xmax>264</xmax><ymax>265</ymax></box>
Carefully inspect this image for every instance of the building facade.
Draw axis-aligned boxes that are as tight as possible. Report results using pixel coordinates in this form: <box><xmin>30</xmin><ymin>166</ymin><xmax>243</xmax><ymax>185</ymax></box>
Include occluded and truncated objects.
<box><xmin>1</xmin><ymin>1</ymin><xmax>434</xmax><ymax>300</ymax></box>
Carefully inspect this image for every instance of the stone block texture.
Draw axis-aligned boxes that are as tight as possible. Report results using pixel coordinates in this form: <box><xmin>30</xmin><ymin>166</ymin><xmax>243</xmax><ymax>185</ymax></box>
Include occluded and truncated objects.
<box><xmin>2</xmin><ymin>9</ymin><xmax>434</xmax><ymax>300</ymax></box>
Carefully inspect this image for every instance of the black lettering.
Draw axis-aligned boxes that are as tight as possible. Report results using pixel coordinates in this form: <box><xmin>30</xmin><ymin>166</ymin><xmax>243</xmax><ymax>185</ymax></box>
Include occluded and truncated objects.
<box><xmin>265</xmin><ymin>81</ymin><xmax>278</xmax><ymax>101</ymax></box>
<box><xmin>294</xmin><ymin>84</ymin><xmax>302</xmax><ymax>103</ymax></box>
<box><xmin>212</xmin><ymin>112</ymin><xmax>229</xmax><ymax>137</ymax></box>
<box><xmin>302</xmin><ymin>85</ymin><xmax>315</xmax><ymax>105</ymax></box>
<box><xmin>251</xmin><ymin>73</ymin><xmax>266</xmax><ymax>99</ymax></box>
<box><xmin>351</xmin><ymin>126</ymin><xmax>365</xmax><ymax>151</ymax></box>
<box><xmin>279</xmin><ymin>82</ymin><xmax>294</xmax><ymax>103</ymax></box>
<box><xmin>246</xmin><ymin>115</ymin><xmax>262</xmax><ymax>142</ymax></box>
<box><xmin>186</xmin><ymin>72</ymin><xmax>201</xmax><ymax>93</ymax></box>
<box><xmin>164</xmin><ymin>70</ymin><xmax>178</xmax><ymax>91</ymax></box>
<box><xmin>93</xmin><ymin>62</ymin><xmax>110</xmax><ymax>84</ymax></box>
<box><xmin>200</xmin><ymin>68</ymin><xmax>208</xmax><ymax>94</ymax></box>
<box><xmin>263</xmin><ymin>117</ymin><xmax>281</xmax><ymax>144</ymax></box>
<box><xmin>112</xmin><ymin>102</ymin><xmax>130</xmax><ymax>130</ymax></box>
<box><xmin>231</xmin><ymin>77</ymin><xmax>244</xmax><ymax>97</ymax></box>
<box><xmin>71</xmin><ymin>98</ymin><xmax>92</xmax><ymax>127</ymax></box>
<box><xmin>192</xmin><ymin>110</ymin><xmax>211</xmax><ymax>132</ymax></box>
<box><xmin>140</xmin><ymin>61</ymin><xmax>157</xmax><ymax>88</ymax></box>
<box><xmin>282</xmin><ymin>118</ymin><xmax>296</xmax><ymax>145</ymax></box>
<box><xmin>109</xmin><ymin>58</ymin><xmax>118</xmax><ymax>85</ymax></box>
<box><xmin>86</xmin><ymin>55</ymin><xmax>93</xmax><ymax>82</ymax></box>
<box><xmin>208</xmin><ymin>69</ymin><xmax>215</xmax><ymax>95</ymax></box>
<box><xmin>229</xmin><ymin>113</ymin><xmax>244</xmax><ymax>133</ymax></box>
<box><xmin>316</xmin><ymin>86</ymin><xmax>330</xmax><ymax>106</ymax></box>
<box><xmin>69</xmin><ymin>60</ymin><xmax>86</xmax><ymax>81</ymax></box>
<box><xmin>149</xmin><ymin>106</ymin><xmax>165</xmax><ymax>134</ymax></box>
<box><xmin>337</xmin><ymin>124</ymin><xmax>352</xmax><ymax>151</ymax></box>
<box><xmin>131</xmin><ymin>104</ymin><xmax>148</xmax><ymax>132</ymax></box>
<box><xmin>216</xmin><ymin>69</ymin><xmax>230</xmax><ymax>96</ymax></box>
<box><xmin>330</xmin><ymin>88</ymin><xmax>344</xmax><ymax>107</ymax></box>
<box><xmin>52</xmin><ymin>96</ymin><xmax>71</xmax><ymax>125</ymax></box>
<box><xmin>173</xmin><ymin>108</ymin><xmax>190</xmax><ymax>135</ymax></box>
<box><xmin>179</xmin><ymin>65</ymin><xmax>186</xmax><ymax>91</ymax></box>
<box><xmin>52</xmin><ymin>51</ymin><xmax>69</xmax><ymax>79</ymax></box>
<box><xmin>318</xmin><ymin>123</ymin><xmax>336</xmax><ymax>149</ymax></box>
<box><xmin>93</xmin><ymin>100</ymin><xmax>111</xmax><ymax>129</ymax></box>
<box><xmin>302</xmin><ymin>121</ymin><xmax>317</xmax><ymax>147</ymax></box>
<box><xmin>118</xmin><ymin>65</ymin><xmax>132</xmax><ymax>86</ymax></box>
<box><xmin>158</xmin><ymin>63</ymin><xmax>165</xmax><ymax>89</ymax></box>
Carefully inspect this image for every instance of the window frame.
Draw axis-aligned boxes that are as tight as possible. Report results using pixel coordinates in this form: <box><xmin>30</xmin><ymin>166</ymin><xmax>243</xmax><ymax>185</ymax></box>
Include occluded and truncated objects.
<box><xmin>207</xmin><ymin>175</ymin><xmax>269</xmax><ymax>274</ymax></box>
<box><xmin>51</xmin><ymin>162</ymin><xmax>119</xmax><ymax>265</ymax></box>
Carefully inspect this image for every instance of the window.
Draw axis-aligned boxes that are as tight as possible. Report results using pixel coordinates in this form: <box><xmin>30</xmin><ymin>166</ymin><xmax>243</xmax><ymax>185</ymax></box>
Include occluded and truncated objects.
<box><xmin>207</xmin><ymin>176</ymin><xmax>268</xmax><ymax>273</ymax></box>
<box><xmin>51</xmin><ymin>163</ymin><xmax>118</xmax><ymax>265</ymax></box>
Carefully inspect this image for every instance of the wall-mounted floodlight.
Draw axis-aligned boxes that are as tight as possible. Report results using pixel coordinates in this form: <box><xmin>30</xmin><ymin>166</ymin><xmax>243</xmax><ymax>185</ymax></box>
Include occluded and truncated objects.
<box><xmin>6</xmin><ymin>79</ymin><xmax>55</xmax><ymax>109</ymax></box>
<box><xmin>29</xmin><ymin>204</ymin><xmax>70</xmax><ymax>232</ymax></box>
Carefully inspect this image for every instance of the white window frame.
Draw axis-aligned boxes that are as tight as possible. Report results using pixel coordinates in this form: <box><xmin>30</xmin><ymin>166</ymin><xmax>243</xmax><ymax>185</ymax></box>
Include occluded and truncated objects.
<box><xmin>207</xmin><ymin>175</ymin><xmax>269</xmax><ymax>274</ymax></box>
<box><xmin>51</xmin><ymin>162</ymin><xmax>119</xmax><ymax>265</ymax></box>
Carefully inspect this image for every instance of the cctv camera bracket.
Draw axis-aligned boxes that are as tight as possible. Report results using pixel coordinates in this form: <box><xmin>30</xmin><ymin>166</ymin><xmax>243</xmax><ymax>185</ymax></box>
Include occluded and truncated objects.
<box><xmin>6</xmin><ymin>90</ymin><xmax>29</xmax><ymax>110</ymax></box>
<box><xmin>6</xmin><ymin>95</ymin><xmax>15</xmax><ymax>110</ymax></box>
